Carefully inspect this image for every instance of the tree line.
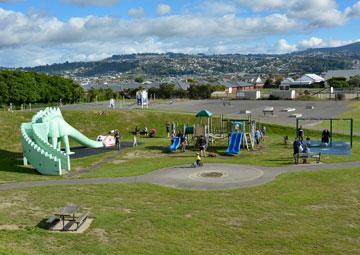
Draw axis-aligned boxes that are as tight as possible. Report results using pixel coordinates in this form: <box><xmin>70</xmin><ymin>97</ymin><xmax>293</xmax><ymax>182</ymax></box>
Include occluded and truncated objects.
<box><xmin>0</xmin><ymin>70</ymin><xmax>226</xmax><ymax>107</ymax></box>
<box><xmin>0</xmin><ymin>70</ymin><xmax>83</xmax><ymax>105</ymax></box>
<box><xmin>327</xmin><ymin>76</ymin><xmax>360</xmax><ymax>88</ymax></box>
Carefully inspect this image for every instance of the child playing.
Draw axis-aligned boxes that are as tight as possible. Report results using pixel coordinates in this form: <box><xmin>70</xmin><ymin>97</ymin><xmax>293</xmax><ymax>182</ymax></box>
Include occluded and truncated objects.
<box><xmin>133</xmin><ymin>135</ymin><xmax>138</xmax><ymax>147</ymax></box>
<box><xmin>195</xmin><ymin>153</ymin><xmax>202</xmax><ymax>167</ymax></box>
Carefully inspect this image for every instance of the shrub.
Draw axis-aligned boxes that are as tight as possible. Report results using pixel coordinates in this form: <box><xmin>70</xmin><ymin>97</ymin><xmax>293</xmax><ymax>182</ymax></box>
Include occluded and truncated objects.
<box><xmin>335</xmin><ymin>93</ymin><xmax>345</xmax><ymax>100</ymax></box>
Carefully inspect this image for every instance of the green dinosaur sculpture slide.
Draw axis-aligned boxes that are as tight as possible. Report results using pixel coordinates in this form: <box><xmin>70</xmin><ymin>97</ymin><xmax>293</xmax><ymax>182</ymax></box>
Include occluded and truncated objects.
<box><xmin>21</xmin><ymin>107</ymin><xmax>103</xmax><ymax>175</ymax></box>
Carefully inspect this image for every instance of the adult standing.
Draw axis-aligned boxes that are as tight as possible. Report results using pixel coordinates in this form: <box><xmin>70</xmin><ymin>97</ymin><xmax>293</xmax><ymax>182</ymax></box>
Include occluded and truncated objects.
<box><xmin>114</xmin><ymin>130</ymin><xmax>121</xmax><ymax>150</ymax></box>
<box><xmin>198</xmin><ymin>135</ymin><xmax>207</xmax><ymax>157</ymax></box>
<box><xmin>297</xmin><ymin>126</ymin><xmax>304</xmax><ymax>142</ymax></box>
<box><xmin>255</xmin><ymin>129</ymin><xmax>261</xmax><ymax>144</ymax></box>
<box><xmin>321</xmin><ymin>129</ymin><xmax>331</xmax><ymax>144</ymax></box>
<box><xmin>293</xmin><ymin>138</ymin><xmax>301</xmax><ymax>164</ymax></box>
<box><xmin>181</xmin><ymin>134</ymin><xmax>187</xmax><ymax>152</ymax></box>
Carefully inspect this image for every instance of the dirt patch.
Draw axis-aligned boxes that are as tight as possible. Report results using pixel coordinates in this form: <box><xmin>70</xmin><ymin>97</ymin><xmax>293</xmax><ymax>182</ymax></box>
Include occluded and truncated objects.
<box><xmin>92</xmin><ymin>228</ymin><xmax>109</xmax><ymax>243</ymax></box>
<box><xmin>124</xmin><ymin>151</ymin><xmax>165</xmax><ymax>159</ymax></box>
<box><xmin>0</xmin><ymin>192</ymin><xmax>29</xmax><ymax>209</ymax></box>
<box><xmin>0</xmin><ymin>224</ymin><xmax>19</xmax><ymax>230</ymax></box>
<box><xmin>306</xmin><ymin>204</ymin><xmax>348</xmax><ymax>211</ymax></box>
<box><xmin>121</xmin><ymin>208</ymin><xmax>133</xmax><ymax>214</ymax></box>
<box><xmin>113</xmin><ymin>160</ymin><xmax>127</xmax><ymax>165</ymax></box>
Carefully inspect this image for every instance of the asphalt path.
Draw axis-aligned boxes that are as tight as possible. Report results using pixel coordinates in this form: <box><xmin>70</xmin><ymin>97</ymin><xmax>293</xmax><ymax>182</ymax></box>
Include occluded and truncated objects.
<box><xmin>1</xmin><ymin>162</ymin><xmax>359</xmax><ymax>191</ymax></box>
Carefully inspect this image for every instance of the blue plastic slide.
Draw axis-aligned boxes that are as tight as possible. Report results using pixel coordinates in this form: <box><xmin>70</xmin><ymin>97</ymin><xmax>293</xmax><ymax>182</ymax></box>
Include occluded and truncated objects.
<box><xmin>169</xmin><ymin>137</ymin><xmax>181</xmax><ymax>151</ymax></box>
<box><xmin>226</xmin><ymin>132</ymin><xmax>243</xmax><ymax>154</ymax></box>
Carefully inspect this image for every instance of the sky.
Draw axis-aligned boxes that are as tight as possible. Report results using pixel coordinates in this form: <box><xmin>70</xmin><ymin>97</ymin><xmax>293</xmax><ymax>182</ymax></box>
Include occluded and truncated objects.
<box><xmin>0</xmin><ymin>0</ymin><xmax>360</xmax><ymax>67</ymax></box>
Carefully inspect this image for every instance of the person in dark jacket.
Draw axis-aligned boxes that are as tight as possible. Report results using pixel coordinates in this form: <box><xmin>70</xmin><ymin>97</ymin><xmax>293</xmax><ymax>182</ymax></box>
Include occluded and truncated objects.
<box><xmin>321</xmin><ymin>129</ymin><xmax>331</xmax><ymax>145</ymax></box>
<box><xmin>114</xmin><ymin>130</ymin><xmax>121</xmax><ymax>150</ymax></box>
<box><xmin>293</xmin><ymin>138</ymin><xmax>301</xmax><ymax>164</ymax></box>
<box><xmin>198</xmin><ymin>135</ymin><xmax>207</xmax><ymax>157</ymax></box>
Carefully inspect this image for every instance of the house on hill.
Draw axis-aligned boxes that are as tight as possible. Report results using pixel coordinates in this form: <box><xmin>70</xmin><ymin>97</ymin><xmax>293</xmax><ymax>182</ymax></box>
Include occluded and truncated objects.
<box><xmin>225</xmin><ymin>80</ymin><xmax>258</xmax><ymax>94</ymax></box>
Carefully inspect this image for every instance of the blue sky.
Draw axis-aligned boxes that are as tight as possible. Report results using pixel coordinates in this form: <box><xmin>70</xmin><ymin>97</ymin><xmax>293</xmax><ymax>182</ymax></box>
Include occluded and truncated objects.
<box><xmin>0</xmin><ymin>0</ymin><xmax>360</xmax><ymax>67</ymax></box>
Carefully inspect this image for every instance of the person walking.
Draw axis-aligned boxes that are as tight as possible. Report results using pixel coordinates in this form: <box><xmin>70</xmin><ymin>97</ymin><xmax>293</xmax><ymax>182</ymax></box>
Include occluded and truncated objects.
<box><xmin>114</xmin><ymin>130</ymin><xmax>121</xmax><ymax>150</ymax></box>
<box><xmin>133</xmin><ymin>135</ymin><xmax>138</xmax><ymax>147</ymax></box>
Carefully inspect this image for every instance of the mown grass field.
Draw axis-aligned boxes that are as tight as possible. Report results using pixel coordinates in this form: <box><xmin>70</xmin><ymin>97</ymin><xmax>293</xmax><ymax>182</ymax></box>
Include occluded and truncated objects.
<box><xmin>0</xmin><ymin>105</ymin><xmax>359</xmax><ymax>254</ymax></box>
<box><xmin>0</xmin><ymin>167</ymin><xmax>359</xmax><ymax>254</ymax></box>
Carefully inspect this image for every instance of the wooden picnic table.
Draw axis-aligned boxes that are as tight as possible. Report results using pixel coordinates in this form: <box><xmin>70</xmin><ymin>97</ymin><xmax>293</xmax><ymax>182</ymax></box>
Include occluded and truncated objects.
<box><xmin>55</xmin><ymin>204</ymin><xmax>80</xmax><ymax>230</ymax></box>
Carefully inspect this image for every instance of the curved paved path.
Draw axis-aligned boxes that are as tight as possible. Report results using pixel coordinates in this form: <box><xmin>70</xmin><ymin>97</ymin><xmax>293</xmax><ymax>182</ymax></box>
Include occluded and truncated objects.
<box><xmin>0</xmin><ymin>161</ymin><xmax>359</xmax><ymax>191</ymax></box>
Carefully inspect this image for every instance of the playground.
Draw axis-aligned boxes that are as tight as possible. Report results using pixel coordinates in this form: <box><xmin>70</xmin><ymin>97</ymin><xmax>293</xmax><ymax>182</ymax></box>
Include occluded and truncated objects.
<box><xmin>0</xmin><ymin>99</ymin><xmax>359</xmax><ymax>254</ymax></box>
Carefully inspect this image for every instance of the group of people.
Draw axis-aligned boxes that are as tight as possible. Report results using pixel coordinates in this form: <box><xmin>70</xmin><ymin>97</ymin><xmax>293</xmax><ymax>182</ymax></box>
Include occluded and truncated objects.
<box><xmin>168</xmin><ymin>127</ymin><xmax>206</xmax><ymax>167</ymax></box>
<box><xmin>293</xmin><ymin>126</ymin><xmax>332</xmax><ymax>163</ymax></box>
<box><xmin>255</xmin><ymin>126</ymin><xmax>266</xmax><ymax>145</ymax></box>
<box><xmin>297</xmin><ymin>125</ymin><xmax>331</xmax><ymax>146</ymax></box>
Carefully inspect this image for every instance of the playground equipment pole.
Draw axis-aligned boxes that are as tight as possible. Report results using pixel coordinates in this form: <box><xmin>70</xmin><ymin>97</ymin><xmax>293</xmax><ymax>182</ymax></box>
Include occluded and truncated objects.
<box><xmin>330</xmin><ymin>119</ymin><xmax>333</xmax><ymax>146</ymax></box>
<box><xmin>351</xmin><ymin>119</ymin><xmax>353</xmax><ymax>148</ymax></box>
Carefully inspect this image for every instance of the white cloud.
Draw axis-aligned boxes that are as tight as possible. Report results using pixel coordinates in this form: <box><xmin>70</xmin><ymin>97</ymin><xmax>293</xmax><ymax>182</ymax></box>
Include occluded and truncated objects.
<box><xmin>157</xmin><ymin>4</ymin><xmax>171</xmax><ymax>16</ymax></box>
<box><xmin>238</xmin><ymin>0</ymin><xmax>348</xmax><ymax>28</ymax></box>
<box><xmin>272</xmin><ymin>39</ymin><xmax>297</xmax><ymax>53</ymax></box>
<box><xmin>128</xmin><ymin>7</ymin><xmax>146</xmax><ymax>18</ymax></box>
<box><xmin>0</xmin><ymin>3</ymin><xmax>359</xmax><ymax>67</ymax></box>
<box><xmin>288</xmin><ymin>0</ymin><xmax>347</xmax><ymax>28</ymax></box>
<box><xmin>297</xmin><ymin>37</ymin><xmax>355</xmax><ymax>50</ymax></box>
<box><xmin>298</xmin><ymin>37</ymin><xmax>324</xmax><ymax>49</ymax></box>
<box><xmin>0</xmin><ymin>8</ymin><xmax>299</xmax><ymax>48</ymax></box>
<box><xmin>270</xmin><ymin>37</ymin><xmax>357</xmax><ymax>54</ymax></box>
<box><xmin>345</xmin><ymin>1</ymin><xmax>360</xmax><ymax>17</ymax></box>
<box><xmin>60</xmin><ymin>0</ymin><xmax>119</xmax><ymax>7</ymax></box>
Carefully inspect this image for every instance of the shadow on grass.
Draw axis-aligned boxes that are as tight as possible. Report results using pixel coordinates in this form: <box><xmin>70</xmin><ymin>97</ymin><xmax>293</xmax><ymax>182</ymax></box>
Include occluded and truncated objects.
<box><xmin>36</xmin><ymin>218</ymin><xmax>57</xmax><ymax>230</ymax></box>
<box><xmin>144</xmin><ymin>145</ymin><xmax>169</xmax><ymax>153</ymax></box>
<box><xmin>0</xmin><ymin>149</ymin><xmax>40</xmax><ymax>175</ymax></box>
<box><xmin>265</xmin><ymin>158</ymin><xmax>293</xmax><ymax>166</ymax></box>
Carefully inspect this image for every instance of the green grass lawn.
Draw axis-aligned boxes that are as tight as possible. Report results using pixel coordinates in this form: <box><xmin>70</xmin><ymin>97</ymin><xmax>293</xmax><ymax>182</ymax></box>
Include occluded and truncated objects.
<box><xmin>0</xmin><ymin>166</ymin><xmax>359</xmax><ymax>254</ymax></box>
<box><xmin>0</xmin><ymin>107</ymin><xmax>359</xmax><ymax>254</ymax></box>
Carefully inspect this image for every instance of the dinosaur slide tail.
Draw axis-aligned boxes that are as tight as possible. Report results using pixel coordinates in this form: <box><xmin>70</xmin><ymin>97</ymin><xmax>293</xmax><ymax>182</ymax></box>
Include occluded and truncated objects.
<box><xmin>64</xmin><ymin>122</ymin><xmax>104</xmax><ymax>148</ymax></box>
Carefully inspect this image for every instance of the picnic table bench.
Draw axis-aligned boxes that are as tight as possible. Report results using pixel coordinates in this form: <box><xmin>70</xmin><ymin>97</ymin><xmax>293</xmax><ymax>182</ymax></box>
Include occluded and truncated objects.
<box><xmin>294</xmin><ymin>152</ymin><xmax>321</xmax><ymax>164</ymax></box>
<box><xmin>53</xmin><ymin>204</ymin><xmax>89</xmax><ymax>231</ymax></box>
<box><xmin>74</xmin><ymin>212</ymin><xmax>89</xmax><ymax>230</ymax></box>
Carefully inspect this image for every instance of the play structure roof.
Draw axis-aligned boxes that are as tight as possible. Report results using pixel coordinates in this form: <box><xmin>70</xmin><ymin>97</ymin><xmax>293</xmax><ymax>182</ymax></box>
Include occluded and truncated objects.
<box><xmin>196</xmin><ymin>109</ymin><xmax>213</xmax><ymax>118</ymax></box>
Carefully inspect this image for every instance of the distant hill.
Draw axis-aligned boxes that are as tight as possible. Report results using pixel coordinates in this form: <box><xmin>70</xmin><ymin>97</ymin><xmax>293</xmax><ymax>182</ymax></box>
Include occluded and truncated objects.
<box><xmin>19</xmin><ymin>42</ymin><xmax>360</xmax><ymax>77</ymax></box>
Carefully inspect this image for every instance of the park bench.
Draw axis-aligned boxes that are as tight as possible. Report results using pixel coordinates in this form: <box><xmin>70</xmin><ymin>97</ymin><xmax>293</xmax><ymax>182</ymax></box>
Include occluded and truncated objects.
<box><xmin>294</xmin><ymin>152</ymin><xmax>321</xmax><ymax>164</ymax></box>
<box><xmin>74</xmin><ymin>212</ymin><xmax>89</xmax><ymax>230</ymax></box>
<box><xmin>263</xmin><ymin>107</ymin><xmax>274</xmax><ymax>116</ymax></box>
